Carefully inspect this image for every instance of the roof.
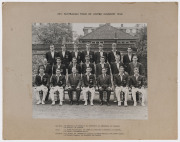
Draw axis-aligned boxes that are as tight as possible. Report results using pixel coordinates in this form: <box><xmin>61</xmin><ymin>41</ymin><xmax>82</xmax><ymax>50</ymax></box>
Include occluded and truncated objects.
<box><xmin>80</xmin><ymin>24</ymin><xmax>138</xmax><ymax>40</ymax></box>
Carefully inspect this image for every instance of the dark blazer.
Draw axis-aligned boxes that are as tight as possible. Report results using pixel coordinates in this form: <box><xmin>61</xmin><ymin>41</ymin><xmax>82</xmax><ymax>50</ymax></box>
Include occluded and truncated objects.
<box><xmin>81</xmin><ymin>51</ymin><xmax>94</xmax><ymax>63</ymax></box>
<box><xmin>129</xmin><ymin>75</ymin><xmax>145</xmax><ymax>88</ymax></box>
<box><xmin>71</xmin><ymin>51</ymin><xmax>82</xmax><ymax>64</ymax></box>
<box><xmin>97</xmin><ymin>74</ymin><xmax>111</xmax><ymax>88</ymax></box>
<box><xmin>108</xmin><ymin>51</ymin><xmax>121</xmax><ymax>63</ymax></box>
<box><xmin>114</xmin><ymin>74</ymin><xmax>129</xmax><ymax>87</ymax></box>
<box><xmin>94</xmin><ymin>51</ymin><xmax>108</xmax><ymax>64</ymax></box>
<box><xmin>52</xmin><ymin>64</ymin><xmax>66</xmax><ymax>75</ymax></box>
<box><xmin>127</xmin><ymin>62</ymin><xmax>143</xmax><ymax>76</ymax></box>
<box><xmin>123</xmin><ymin>54</ymin><xmax>134</xmax><ymax>65</ymax></box>
<box><xmin>35</xmin><ymin>74</ymin><xmax>49</xmax><ymax>86</ymax></box>
<box><xmin>81</xmin><ymin>63</ymin><xmax>95</xmax><ymax>74</ymax></box>
<box><xmin>110</xmin><ymin>62</ymin><xmax>124</xmax><ymax>75</ymax></box>
<box><xmin>96</xmin><ymin>63</ymin><xmax>110</xmax><ymax>77</ymax></box>
<box><xmin>45</xmin><ymin>51</ymin><xmax>58</xmax><ymax>66</ymax></box>
<box><xmin>68</xmin><ymin>64</ymin><xmax>81</xmax><ymax>74</ymax></box>
<box><xmin>50</xmin><ymin>75</ymin><xmax>66</xmax><ymax>88</ymax></box>
<box><xmin>67</xmin><ymin>73</ymin><xmax>81</xmax><ymax>88</ymax></box>
<box><xmin>82</xmin><ymin>74</ymin><xmax>96</xmax><ymax>88</ymax></box>
<box><xmin>38</xmin><ymin>64</ymin><xmax>52</xmax><ymax>76</ymax></box>
<box><xmin>58</xmin><ymin>51</ymin><xmax>72</xmax><ymax>67</ymax></box>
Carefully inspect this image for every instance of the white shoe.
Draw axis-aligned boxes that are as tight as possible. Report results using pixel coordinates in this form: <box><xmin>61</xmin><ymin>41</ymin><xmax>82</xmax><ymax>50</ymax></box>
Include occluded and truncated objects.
<box><xmin>114</xmin><ymin>100</ymin><xmax>117</xmax><ymax>102</ymax></box>
<box><xmin>134</xmin><ymin>102</ymin><xmax>137</xmax><ymax>106</ymax></box>
<box><xmin>59</xmin><ymin>101</ymin><xmax>63</xmax><ymax>106</ymax></box>
<box><xmin>41</xmin><ymin>100</ymin><xmax>45</xmax><ymax>105</ymax></box>
<box><xmin>141</xmin><ymin>103</ymin><xmax>145</xmax><ymax>106</ymax></box>
<box><xmin>90</xmin><ymin>101</ymin><xmax>94</xmax><ymax>106</ymax></box>
<box><xmin>118</xmin><ymin>101</ymin><xmax>121</xmax><ymax>107</ymax></box>
<box><xmin>124</xmin><ymin>101</ymin><xmax>128</xmax><ymax>107</ymax></box>
<box><xmin>36</xmin><ymin>100</ymin><xmax>41</xmax><ymax>105</ymax></box>
<box><xmin>51</xmin><ymin>101</ymin><xmax>55</xmax><ymax>105</ymax></box>
<box><xmin>84</xmin><ymin>101</ymin><xmax>87</xmax><ymax>106</ymax></box>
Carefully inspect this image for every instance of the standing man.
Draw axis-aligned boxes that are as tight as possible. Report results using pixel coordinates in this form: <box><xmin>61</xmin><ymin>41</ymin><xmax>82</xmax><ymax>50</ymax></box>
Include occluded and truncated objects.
<box><xmin>82</xmin><ymin>43</ymin><xmax>94</xmax><ymax>63</ymax></box>
<box><xmin>129</xmin><ymin>67</ymin><xmax>146</xmax><ymax>106</ymax></box>
<box><xmin>50</xmin><ymin>68</ymin><xmax>66</xmax><ymax>106</ymax></box>
<box><xmin>68</xmin><ymin>57</ymin><xmax>81</xmax><ymax>74</ymax></box>
<box><xmin>45</xmin><ymin>44</ymin><xmax>58</xmax><ymax>66</ymax></box>
<box><xmin>94</xmin><ymin>43</ymin><xmax>108</xmax><ymax>64</ymax></box>
<box><xmin>58</xmin><ymin>44</ymin><xmax>71</xmax><ymax>69</ymax></box>
<box><xmin>67</xmin><ymin>67</ymin><xmax>81</xmax><ymax>105</ymax></box>
<box><xmin>81</xmin><ymin>67</ymin><xmax>96</xmax><ymax>106</ymax></box>
<box><xmin>127</xmin><ymin>55</ymin><xmax>143</xmax><ymax>76</ymax></box>
<box><xmin>81</xmin><ymin>55</ymin><xmax>95</xmax><ymax>75</ymax></box>
<box><xmin>108</xmin><ymin>43</ymin><xmax>121</xmax><ymax>64</ymax></box>
<box><xmin>96</xmin><ymin>56</ymin><xmax>110</xmax><ymax>77</ymax></box>
<box><xmin>123</xmin><ymin>47</ymin><xmax>134</xmax><ymax>72</ymax></box>
<box><xmin>71</xmin><ymin>44</ymin><xmax>82</xmax><ymax>64</ymax></box>
<box><xmin>97</xmin><ymin>68</ymin><xmax>112</xmax><ymax>106</ymax></box>
<box><xmin>34</xmin><ymin>65</ymin><xmax>49</xmax><ymax>105</ymax></box>
<box><xmin>52</xmin><ymin>57</ymin><xmax>66</xmax><ymax>75</ymax></box>
<box><xmin>114</xmin><ymin>66</ymin><xmax>129</xmax><ymax>107</ymax></box>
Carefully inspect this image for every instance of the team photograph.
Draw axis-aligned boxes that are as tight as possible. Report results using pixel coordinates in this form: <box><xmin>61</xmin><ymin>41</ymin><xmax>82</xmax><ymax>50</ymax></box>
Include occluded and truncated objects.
<box><xmin>32</xmin><ymin>23</ymin><xmax>147</xmax><ymax>119</ymax></box>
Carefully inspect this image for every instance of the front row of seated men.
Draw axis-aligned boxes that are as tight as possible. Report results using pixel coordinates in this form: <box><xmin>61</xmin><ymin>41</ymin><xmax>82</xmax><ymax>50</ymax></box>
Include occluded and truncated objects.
<box><xmin>34</xmin><ymin>64</ymin><xmax>146</xmax><ymax>107</ymax></box>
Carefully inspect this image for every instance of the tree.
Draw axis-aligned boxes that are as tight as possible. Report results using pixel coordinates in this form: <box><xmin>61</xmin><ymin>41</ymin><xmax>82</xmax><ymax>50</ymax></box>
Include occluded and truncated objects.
<box><xmin>32</xmin><ymin>23</ymin><xmax>73</xmax><ymax>44</ymax></box>
<box><xmin>136</xmin><ymin>26</ymin><xmax>147</xmax><ymax>57</ymax></box>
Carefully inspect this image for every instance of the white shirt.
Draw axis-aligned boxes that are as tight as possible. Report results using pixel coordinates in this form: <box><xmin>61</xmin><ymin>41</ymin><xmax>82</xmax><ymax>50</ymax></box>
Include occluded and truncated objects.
<box><xmin>57</xmin><ymin>64</ymin><xmax>61</xmax><ymax>68</ymax></box>
<box><xmin>62</xmin><ymin>51</ymin><xmax>65</xmax><ymax>57</ymax></box>
<box><xmin>51</xmin><ymin>51</ymin><xmax>54</xmax><ymax>58</ymax></box>
<box><xmin>134</xmin><ymin>74</ymin><xmax>139</xmax><ymax>80</ymax></box>
<box><xmin>100</xmin><ymin>51</ymin><xmax>103</xmax><ymax>57</ymax></box>
<box><xmin>75</xmin><ymin>52</ymin><xmax>78</xmax><ymax>58</ymax></box>
<box><xmin>128</xmin><ymin>54</ymin><xmax>132</xmax><ymax>61</ymax></box>
<box><xmin>87</xmin><ymin>51</ymin><xmax>89</xmax><ymax>55</ymax></box>
<box><xmin>86</xmin><ymin>63</ymin><xmax>90</xmax><ymax>67</ymax></box>
<box><xmin>39</xmin><ymin>73</ymin><xmax>45</xmax><ymax>81</ymax></box>
<box><xmin>119</xmin><ymin>73</ymin><xmax>124</xmax><ymax>81</ymax></box>
<box><xmin>100</xmin><ymin>63</ymin><xmax>104</xmax><ymax>68</ymax></box>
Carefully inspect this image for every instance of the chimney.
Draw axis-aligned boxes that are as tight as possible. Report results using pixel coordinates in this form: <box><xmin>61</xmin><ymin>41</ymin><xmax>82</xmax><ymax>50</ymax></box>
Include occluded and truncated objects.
<box><xmin>83</xmin><ymin>28</ymin><xmax>89</xmax><ymax>35</ymax></box>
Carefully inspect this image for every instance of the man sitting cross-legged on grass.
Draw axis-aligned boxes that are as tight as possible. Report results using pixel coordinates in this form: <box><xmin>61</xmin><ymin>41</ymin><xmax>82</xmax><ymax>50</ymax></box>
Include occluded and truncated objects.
<box><xmin>129</xmin><ymin>67</ymin><xmax>146</xmax><ymax>106</ymax></box>
<box><xmin>49</xmin><ymin>68</ymin><xmax>66</xmax><ymax>106</ymax></box>
<box><xmin>114</xmin><ymin>66</ymin><xmax>129</xmax><ymax>107</ymax></box>
<box><xmin>34</xmin><ymin>65</ymin><xmax>49</xmax><ymax>105</ymax></box>
<box><xmin>81</xmin><ymin>67</ymin><xmax>96</xmax><ymax>106</ymax></box>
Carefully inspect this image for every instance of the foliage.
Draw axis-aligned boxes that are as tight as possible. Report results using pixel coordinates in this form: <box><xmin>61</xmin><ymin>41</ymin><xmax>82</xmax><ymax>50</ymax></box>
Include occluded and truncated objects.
<box><xmin>136</xmin><ymin>26</ymin><xmax>147</xmax><ymax>57</ymax></box>
<box><xmin>32</xmin><ymin>23</ymin><xmax>73</xmax><ymax>44</ymax></box>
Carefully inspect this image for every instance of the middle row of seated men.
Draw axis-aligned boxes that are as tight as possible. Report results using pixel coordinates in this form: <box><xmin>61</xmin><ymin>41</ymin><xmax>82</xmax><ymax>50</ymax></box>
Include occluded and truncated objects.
<box><xmin>34</xmin><ymin>63</ymin><xmax>146</xmax><ymax>107</ymax></box>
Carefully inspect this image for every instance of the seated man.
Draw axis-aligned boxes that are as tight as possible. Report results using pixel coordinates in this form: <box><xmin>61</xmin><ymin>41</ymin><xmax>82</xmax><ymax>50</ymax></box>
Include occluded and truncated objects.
<box><xmin>34</xmin><ymin>65</ymin><xmax>49</xmax><ymax>105</ymax></box>
<box><xmin>129</xmin><ymin>67</ymin><xmax>146</xmax><ymax>106</ymax></box>
<box><xmin>97</xmin><ymin>68</ymin><xmax>112</xmax><ymax>106</ymax></box>
<box><xmin>67</xmin><ymin>67</ymin><xmax>81</xmax><ymax>105</ymax></box>
<box><xmin>50</xmin><ymin>68</ymin><xmax>66</xmax><ymax>106</ymax></box>
<box><xmin>81</xmin><ymin>67</ymin><xmax>96</xmax><ymax>106</ymax></box>
<box><xmin>114</xmin><ymin>66</ymin><xmax>129</xmax><ymax>107</ymax></box>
